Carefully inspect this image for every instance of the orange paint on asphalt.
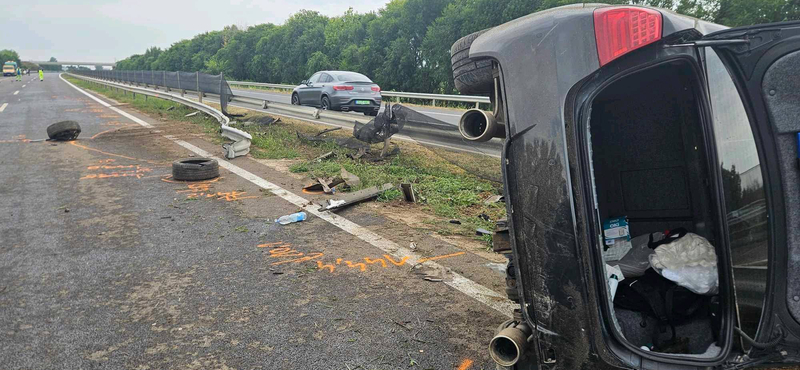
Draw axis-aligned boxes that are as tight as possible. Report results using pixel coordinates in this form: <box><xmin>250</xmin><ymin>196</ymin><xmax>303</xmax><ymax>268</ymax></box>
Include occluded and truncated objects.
<box><xmin>457</xmin><ymin>359</ymin><xmax>474</xmax><ymax>370</ymax></box>
<box><xmin>416</xmin><ymin>251</ymin><xmax>466</xmax><ymax>264</ymax></box>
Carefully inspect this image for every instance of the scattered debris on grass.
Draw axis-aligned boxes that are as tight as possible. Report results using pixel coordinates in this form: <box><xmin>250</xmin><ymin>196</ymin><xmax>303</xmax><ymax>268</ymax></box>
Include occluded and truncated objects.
<box><xmin>484</xmin><ymin>195</ymin><xmax>504</xmax><ymax>204</ymax></box>
<box><xmin>185</xmin><ymin>111</ymin><xmax>200</xmax><ymax>117</ymax></box>
<box><xmin>318</xmin><ymin>183</ymin><xmax>394</xmax><ymax>212</ymax></box>
<box><xmin>313</xmin><ymin>151</ymin><xmax>334</xmax><ymax>162</ymax></box>
<box><xmin>475</xmin><ymin>228</ymin><xmax>492</xmax><ymax>236</ymax></box>
<box><xmin>400</xmin><ymin>183</ymin><xmax>416</xmax><ymax>203</ymax></box>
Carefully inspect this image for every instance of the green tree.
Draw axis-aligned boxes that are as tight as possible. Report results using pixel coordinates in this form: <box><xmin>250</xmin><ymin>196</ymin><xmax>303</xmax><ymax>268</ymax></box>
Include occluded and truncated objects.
<box><xmin>49</xmin><ymin>57</ymin><xmax>58</xmax><ymax>62</ymax></box>
<box><xmin>0</xmin><ymin>49</ymin><xmax>21</xmax><ymax>66</ymax></box>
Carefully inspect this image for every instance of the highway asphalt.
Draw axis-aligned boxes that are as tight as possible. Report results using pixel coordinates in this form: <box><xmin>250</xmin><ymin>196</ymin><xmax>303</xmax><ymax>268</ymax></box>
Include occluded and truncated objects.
<box><xmin>0</xmin><ymin>74</ymin><xmax>511</xmax><ymax>369</ymax></box>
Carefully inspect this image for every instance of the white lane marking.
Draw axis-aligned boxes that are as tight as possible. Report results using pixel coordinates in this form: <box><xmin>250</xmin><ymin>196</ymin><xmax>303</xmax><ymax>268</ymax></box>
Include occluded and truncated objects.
<box><xmin>59</xmin><ymin>74</ymin><xmax>153</xmax><ymax>128</ymax></box>
<box><xmin>168</xmin><ymin>138</ymin><xmax>515</xmax><ymax>318</ymax></box>
<box><xmin>13</xmin><ymin>90</ymin><xmax>19</xmax><ymax>95</ymax></box>
<box><xmin>62</xmin><ymin>75</ymin><xmax>515</xmax><ymax>318</ymax></box>
<box><xmin>0</xmin><ymin>103</ymin><xmax>7</xmax><ymax>112</ymax></box>
<box><xmin>22</xmin><ymin>84</ymin><xmax>26</xmax><ymax>88</ymax></box>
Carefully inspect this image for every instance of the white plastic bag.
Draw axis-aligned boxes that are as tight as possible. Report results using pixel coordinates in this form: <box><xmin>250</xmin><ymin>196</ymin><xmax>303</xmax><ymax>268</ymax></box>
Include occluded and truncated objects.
<box><xmin>649</xmin><ymin>233</ymin><xmax>718</xmax><ymax>295</ymax></box>
<box><xmin>615</xmin><ymin>232</ymin><xmax>663</xmax><ymax>277</ymax></box>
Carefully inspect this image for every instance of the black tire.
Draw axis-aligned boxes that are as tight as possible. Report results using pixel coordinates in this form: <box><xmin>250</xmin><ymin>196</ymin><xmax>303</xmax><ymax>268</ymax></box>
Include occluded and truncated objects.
<box><xmin>172</xmin><ymin>158</ymin><xmax>219</xmax><ymax>181</ymax></box>
<box><xmin>451</xmin><ymin>29</ymin><xmax>494</xmax><ymax>95</ymax></box>
<box><xmin>321</xmin><ymin>96</ymin><xmax>331</xmax><ymax>110</ymax></box>
<box><xmin>46</xmin><ymin>120</ymin><xmax>82</xmax><ymax>141</ymax></box>
<box><xmin>291</xmin><ymin>93</ymin><xmax>300</xmax><ymax>105</ymax></box>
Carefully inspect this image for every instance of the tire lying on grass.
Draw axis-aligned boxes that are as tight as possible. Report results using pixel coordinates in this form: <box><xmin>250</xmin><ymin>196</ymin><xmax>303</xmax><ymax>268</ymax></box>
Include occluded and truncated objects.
<box><xmin>46</xmin><ymin>120</ymin><xmax>82</xmax><ymax>141</ymax></box>
<box><xmin>172</xmin><ymin>158</ymin><xmax>220</xmax><ymax>181</ymax></box>
<box><xmin>450</xmin><ymin>28</ymin><xmax>494</xmax><ymax>95</ymax></box>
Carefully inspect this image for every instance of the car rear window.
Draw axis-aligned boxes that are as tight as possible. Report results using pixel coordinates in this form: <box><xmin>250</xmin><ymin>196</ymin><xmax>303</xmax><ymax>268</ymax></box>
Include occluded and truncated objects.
<box><xmin>335</xmin><ymin>72</ymin><xmax>371</xmax><ymax>82</ymax></box>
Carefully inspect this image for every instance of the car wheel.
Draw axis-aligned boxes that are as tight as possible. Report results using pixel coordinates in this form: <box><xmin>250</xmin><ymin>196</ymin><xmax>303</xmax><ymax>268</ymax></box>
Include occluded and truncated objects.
<box><xmin>321</xmin><ymin>96</ymin><xmax>331</xmax><ymax>110</ymax></box>
<box><xmin>172</xmin><ymin>158</ymin><xmax>220</xmax><ymax>181</ymax></box>
<box><xmin>46</xmin><ymin>120</ymin><xmax>82</xmax><ymax>141</ymax></box>
<box><xmin>451</xmin><ymin>28</ymin><xmax>494</xmax><ymax>95</ymax></box>
<box><xmin>291</xmin><ymin>93</ymin><xmax>300</xmax><ymax>105</ymax></box>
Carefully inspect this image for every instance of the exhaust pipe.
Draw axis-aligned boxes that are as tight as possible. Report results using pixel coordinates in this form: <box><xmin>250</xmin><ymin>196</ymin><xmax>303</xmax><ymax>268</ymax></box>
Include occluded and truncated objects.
<box><xmin>489</xmin><ymin>321</ymin><xmax>531</xmax><ymax>367</ymax></box>
<box><xmin>458</xmin><ymin>109</ymin><xmax>505</xmax><ymax>142</ymax></box>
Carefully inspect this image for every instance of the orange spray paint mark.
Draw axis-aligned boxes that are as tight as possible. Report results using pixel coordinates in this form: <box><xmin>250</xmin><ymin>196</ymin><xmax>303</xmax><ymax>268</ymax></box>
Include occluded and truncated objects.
<box><xmin>363</xmin><ymin>258</ymin><xmax>387</xmax><ymax>268</ymax></box>
<box><xmin>271</xmin><ymin>253</ymin><xmax>324</xmax><ymax>266</ymax></box>
<box><xmin>417</xmin><ymin>251</ymin><xmax>466</xmax><ymax>264</ymax></box>
<box><xmin>457</xmin><ymin>359</ymin><xmax>474</xmax><ymax>370</ymax></box>
<box><xmin>257</xmin><ymin>242</ymin><xmax>285</xmax><ymax>248</ymax></box>
<box><xmin>344</xmin><ymin>261</ymin><xmax>367</xmax><ymax>272</ymax></box>
<box><xmin>384</xmin><ymin>255</ymin><xmax>409</xmax><ymax>267</ymax></box>
<box><xmin>317</xmin><ymin>261</ymin><xmax>335</xmax><ymax>273</ymax></box>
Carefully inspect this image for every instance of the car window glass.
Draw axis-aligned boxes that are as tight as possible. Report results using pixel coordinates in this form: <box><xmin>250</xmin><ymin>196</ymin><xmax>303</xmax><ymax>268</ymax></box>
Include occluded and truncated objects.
<box><xmin>706</xmin><ymin>48</ymin><xmax>769</xmax><ymax>340</ymax></box>
<box><xmin>308</xmin><ymin>73</ymin><xmax>320</xmax><ymax>84</ymax></box>
<box><xmin>336</xmin><ymin>72</ymin><xmax>371</xmax><ymax>82</ymax></box>
<box><xmin>320</xmin><ymin>74</ymin><xmax>332</xmax><ymax>83</ymax></box>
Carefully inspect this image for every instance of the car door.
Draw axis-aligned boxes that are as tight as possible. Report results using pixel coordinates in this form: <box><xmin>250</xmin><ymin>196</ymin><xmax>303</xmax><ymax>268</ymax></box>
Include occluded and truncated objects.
<box><xmin>298</xmin><ymin>73</ymin><xmax>320</xmax><ymax>105</ymax></box>
<box><xmin>314</xmin><ymin>73</ymin><xmax>332</xmax><ymax>105</ymax></box>
<box><xmin>697</xmin><ymin>21</ymin><xmax>800</xmax><ymax>363</ymax></box>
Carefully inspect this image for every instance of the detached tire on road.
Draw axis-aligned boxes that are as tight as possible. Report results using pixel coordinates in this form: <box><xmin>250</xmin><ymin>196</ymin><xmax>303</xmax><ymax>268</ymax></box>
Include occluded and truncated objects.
<box><xmin>46</xmin><ymin>120</ymin><xmax>82</xmax><ymax>141</ymax></box>
<box><xmin>172</xmin><ymin>158</ymin><xmax>219</xmax><ymax>181</ymax></box>
<box><xmin>451</xmin><ymin>29</ymin><xmax>494</xmax><ymax>95</ymax></box>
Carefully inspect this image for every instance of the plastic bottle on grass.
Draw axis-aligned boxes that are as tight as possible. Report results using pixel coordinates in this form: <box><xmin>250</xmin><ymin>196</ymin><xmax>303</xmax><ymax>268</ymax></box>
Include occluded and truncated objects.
<box><xmin>276</xmin><ymin>212</ymin><xmax>307</xmax><ymax>225</ymax></box>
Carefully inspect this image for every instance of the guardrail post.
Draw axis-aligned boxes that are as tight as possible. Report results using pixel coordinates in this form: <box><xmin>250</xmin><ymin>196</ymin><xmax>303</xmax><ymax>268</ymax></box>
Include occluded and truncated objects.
<box><xmin>163</xmin><ymin>71</ymin><xmax>168</xmax><ymax>91</ymax></box>
<box><xmin>197</xmin><ymin>72</ymin><xmax>203</xmax><ymax>103</ymax></box>
<box><xmin>475</xmin><ymin>102</ymin><xmax>480</xmax><ymax>109</ymax></box>
<box><xmin>432</xmin><ymin>99</ymin><xmax>436</xmax><ymax>107</ymax></box>
<box><xmin>177</xmin><ymin>72</ymin><xmax>182</xmax><ymax>95</ymax></box>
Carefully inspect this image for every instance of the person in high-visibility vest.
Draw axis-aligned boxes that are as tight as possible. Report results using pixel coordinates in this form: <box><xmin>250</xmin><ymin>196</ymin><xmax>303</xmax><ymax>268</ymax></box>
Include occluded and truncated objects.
<box><xmin>39</xmin><ymin>69</ymin><xmax>44</xmax><ymax>81</ymax></box>
<box><xmin>16</xmin><ymin>68</ymin><xmax>21</xmax><ymax>82</ymax></box>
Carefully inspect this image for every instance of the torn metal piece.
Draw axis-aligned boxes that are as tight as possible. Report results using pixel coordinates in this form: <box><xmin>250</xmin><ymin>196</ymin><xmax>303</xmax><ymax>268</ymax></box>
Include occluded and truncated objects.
<box><xmin>492</xmin><ymin>218</ymin><xmax>511</xmax><ymax>253</ymax></box>
<box><xmin>317</xmin><ymin>183</ymin><xmax>394</xmax><ymax>212</ymax></box>
<box><xmin>220</xmin><ymin>126</ymin><xmax>252</xmax><ymax>159</ymax></box>
<box><xmin>484</xmin><ymin>195</ymin><xmax>505</xmax><ymax>204</ymax></box>
<box><xmin>340</xmin><ymin>168</ymin><xmax>361</xmax><ymax>189</ymax></box>
<box><xmin>400</xmin><ymin>183</ymin><xmax>416</xmax><ymax>202</ymax></box>
<box><xmin>303</xmin><ymin>178</ymin><xmax>345</xmax><ymax>194</ymax></box>
<box><xmin>314</xmin><ymin>151</ymin><xmax>334</xmax><ymax>162</ymax></box>
<box><xmin>315</xmin><ymin>127</ymin><xmax>341</xmax><ymax>136</ymax></box>
<box><xmin>476</xmin><ymin>228</ymin><xmax>493</xmax><ymax>236</ymax></box>
<box><xmin>185</xmin><ymin>111</ymin><xmax>200</xmax><ymax>117</ymax></box>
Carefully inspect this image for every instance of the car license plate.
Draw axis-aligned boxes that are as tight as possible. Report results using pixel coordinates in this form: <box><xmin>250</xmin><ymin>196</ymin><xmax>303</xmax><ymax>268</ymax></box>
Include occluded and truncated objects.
<box><xmin>355</xmin><ymin>100</ymin><xmax>370</xmax><ymax>105</ymax></box>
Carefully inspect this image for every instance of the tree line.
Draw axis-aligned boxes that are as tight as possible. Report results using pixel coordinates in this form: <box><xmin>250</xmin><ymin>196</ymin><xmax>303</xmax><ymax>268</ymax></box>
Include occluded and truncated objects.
<box><xmin>114</xmin><ymin>0</ymin><xmax>800</xmax><ymax>94</ymax></box>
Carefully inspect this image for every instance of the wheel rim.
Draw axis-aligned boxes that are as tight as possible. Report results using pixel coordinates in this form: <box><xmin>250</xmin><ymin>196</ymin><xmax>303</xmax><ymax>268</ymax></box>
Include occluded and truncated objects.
<box><xmin>322</xmin><ymin>98</ymin><xmax>329</xmax><ymax>110</ymax></box>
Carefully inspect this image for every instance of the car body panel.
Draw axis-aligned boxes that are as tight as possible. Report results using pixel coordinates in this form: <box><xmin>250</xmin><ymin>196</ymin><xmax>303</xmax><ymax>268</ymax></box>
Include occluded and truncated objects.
<box><xmin>463</xmin><ymin>3</ymin><xmax>800</xmax><ymax>369</ymax></box>
<box><xmin>702</xmin><ymin>21</ymin><xmax>800</xmax><ymax>353</ymax></box>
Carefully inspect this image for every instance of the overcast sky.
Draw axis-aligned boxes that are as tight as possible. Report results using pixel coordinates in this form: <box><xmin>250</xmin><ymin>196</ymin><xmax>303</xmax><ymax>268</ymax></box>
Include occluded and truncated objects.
<box><xmin>1</xmin><ymin>0</ymin><xmax>389</xmax><ymax>63</ymax></box>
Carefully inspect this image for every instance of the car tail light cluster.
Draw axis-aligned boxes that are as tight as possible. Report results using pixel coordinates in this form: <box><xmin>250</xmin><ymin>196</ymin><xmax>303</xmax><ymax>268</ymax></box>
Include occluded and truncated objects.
<box><xmin>594</xmin><ymin>6</ymin><xmax>662</xmax><ymax>66</ymax></box>
<box><xmin>332</xmin><ymin>85</ymin><xmax>354</xmax><ymax>91</ymax></box>
<box><xmin>371</xmin><ymin>86</ymin><xmax>380</xmax><ymax>92</ymax></box>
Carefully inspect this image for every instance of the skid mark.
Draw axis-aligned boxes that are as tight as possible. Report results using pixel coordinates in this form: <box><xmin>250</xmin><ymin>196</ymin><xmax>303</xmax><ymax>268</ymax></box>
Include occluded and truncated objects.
<box><xmin>69</xmin><ymin>140</ymin><xmax>163</xmax><ymax>165</ymax></box>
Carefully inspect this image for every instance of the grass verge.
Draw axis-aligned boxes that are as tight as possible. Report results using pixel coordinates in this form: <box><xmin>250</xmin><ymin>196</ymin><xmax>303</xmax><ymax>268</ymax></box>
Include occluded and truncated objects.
<box><xmin>67</xmin><ymin>75</ymin><xmax>506</xmax><ymax>241</ymax></box>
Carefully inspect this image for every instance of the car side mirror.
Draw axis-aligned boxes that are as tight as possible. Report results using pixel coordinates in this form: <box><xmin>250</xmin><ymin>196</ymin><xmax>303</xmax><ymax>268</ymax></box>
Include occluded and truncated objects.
<box><xmin>301</xmin><ymin>80</ymin><xmax>309</xmax><ymax>86</ymax></box>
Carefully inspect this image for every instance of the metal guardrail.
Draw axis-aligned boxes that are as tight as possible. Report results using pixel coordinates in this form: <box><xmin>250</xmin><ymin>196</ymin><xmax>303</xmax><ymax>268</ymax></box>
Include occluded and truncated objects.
<box><xmin>228</xmin><ymin>80</ymin><xmax>491</xmax><ymax>108</ymax></box>
<box><xmin>66</xmin><ymin>72</ymin><xmax>503</xmax><ymax>158</ymax></box>
<box><xmin>66</xmin><ymin>72</ymin><xmax>230</xmax><ymax>126</ymax></box>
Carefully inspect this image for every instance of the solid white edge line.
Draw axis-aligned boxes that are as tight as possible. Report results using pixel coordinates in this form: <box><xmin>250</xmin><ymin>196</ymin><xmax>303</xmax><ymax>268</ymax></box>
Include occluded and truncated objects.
<box><xmin>0</xmin><ymin>103</ymin><xmax>7</xmax><ymax>112</ymax></box>
<box><xmin>60</xmin><ymin>75</ymin><xmax>516</xmax><ymax>319</ymax></box>
<box><xmin>59</xmin><ymin>74</ymin><xmax>153</xmax><ymax>128</ymax></box>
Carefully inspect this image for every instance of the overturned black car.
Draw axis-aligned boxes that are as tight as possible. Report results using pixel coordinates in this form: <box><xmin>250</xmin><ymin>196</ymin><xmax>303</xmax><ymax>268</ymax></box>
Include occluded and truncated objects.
<box><xmin>451</xmin><ymin>3</ymin><xmax>800</xmax><ymax>369</ymax></box>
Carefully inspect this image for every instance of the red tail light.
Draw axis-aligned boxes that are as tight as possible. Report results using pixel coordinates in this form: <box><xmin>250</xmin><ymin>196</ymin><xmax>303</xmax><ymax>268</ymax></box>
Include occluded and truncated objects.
<box><xmin>594</xmin><ymin>7</ymin><xmax>662</xmax><ymax>67</ymax></box>
<box><xmin>371</xmin><ymin>86</ymin><xmax>380</xmax><ymax>92</ymax></box>
<box><xmin>332</xmin><ymin>85</ymin><xmax>354</xmax><ymax>91</ymax></box>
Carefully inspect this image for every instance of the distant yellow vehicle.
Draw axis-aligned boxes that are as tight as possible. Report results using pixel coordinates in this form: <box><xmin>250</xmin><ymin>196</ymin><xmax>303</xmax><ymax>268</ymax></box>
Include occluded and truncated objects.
<box><xmin>2</xmin><ymin>61</ymin><xmax>17</xmax><ymax>77</ymax></box>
